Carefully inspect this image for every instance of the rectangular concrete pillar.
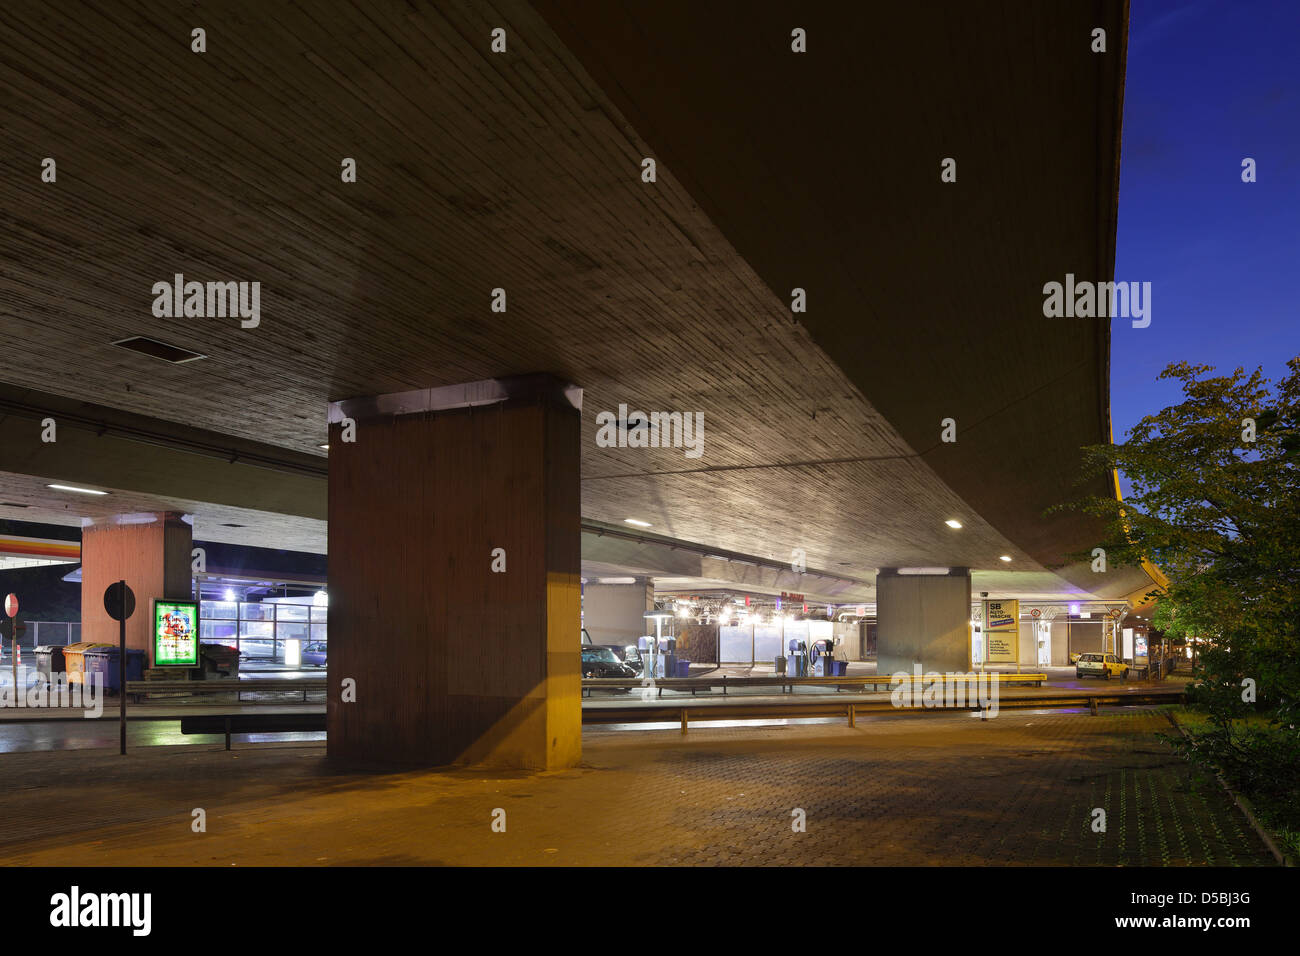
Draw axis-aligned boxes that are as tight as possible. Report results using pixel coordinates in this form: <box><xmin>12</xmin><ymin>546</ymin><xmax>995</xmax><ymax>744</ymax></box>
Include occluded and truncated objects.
<box><xmin>80</xmin><ymin>512</ymin><xmax>193</xmax><ymax>655</ymax></box>
<box><xmin>581</xmin><ymin>578</ymin><xmax>653</xmax><ymax>646</ymax></box>
<box><xmin>876</xmin><ymin>568</ymin><xmax>971</xmax><ymax>675</ymax></box>
<box><xmin>326</xmin><ymin>375</ymin><xmax>582</xmax><ymax>770</ymax></box>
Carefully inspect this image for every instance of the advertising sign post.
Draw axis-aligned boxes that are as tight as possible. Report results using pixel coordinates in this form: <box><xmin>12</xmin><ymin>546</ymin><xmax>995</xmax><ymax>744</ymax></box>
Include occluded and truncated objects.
<box><xmin>983</xmin><ymin>599</ymin><xmax>1020</xmax><ymax>667</ymax></box>
<box><xmin>4</xmin><ymin>593</ymin><xmax>17</xmax><ymax>701</ymax></box>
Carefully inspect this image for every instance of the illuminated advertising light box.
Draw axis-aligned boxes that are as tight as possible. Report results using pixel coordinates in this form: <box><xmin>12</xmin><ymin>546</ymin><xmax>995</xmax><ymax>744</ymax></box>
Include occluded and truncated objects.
<box><xmin>154</xmin><ymin>600</ymin><xmax>200</xmax><ymax>667</ymax></box>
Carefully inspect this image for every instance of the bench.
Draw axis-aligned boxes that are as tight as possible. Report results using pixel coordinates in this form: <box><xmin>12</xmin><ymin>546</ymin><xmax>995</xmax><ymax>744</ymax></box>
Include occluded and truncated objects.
<box><xmin>180</xmin><ymin>713</ymin><xmax>327</xmax><ymax>750</ymax></box>
<box><xmin>126</xmin><ymin>677</ymin><xmax>326</xmax><ymax>703</ymax></box>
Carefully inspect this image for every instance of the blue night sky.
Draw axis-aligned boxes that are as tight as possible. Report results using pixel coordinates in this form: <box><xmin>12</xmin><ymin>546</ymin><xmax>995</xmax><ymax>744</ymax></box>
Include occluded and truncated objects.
<box><xmin>1112</xmin><ymin>0</ymin><xmax>1300</xmax><ymax>441</ymax></box>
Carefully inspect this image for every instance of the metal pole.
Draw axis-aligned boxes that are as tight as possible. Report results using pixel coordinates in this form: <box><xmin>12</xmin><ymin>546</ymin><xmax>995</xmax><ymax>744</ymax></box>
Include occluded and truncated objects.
<box><xmin>1016</xmin><ymin>613</ymin><xmax>1022</xmax><ymax>674</ymax></box>
<box><xmin>119</xmin><ymin>580</ymin><xmax>127</xmax><ymax>756</ymax></box>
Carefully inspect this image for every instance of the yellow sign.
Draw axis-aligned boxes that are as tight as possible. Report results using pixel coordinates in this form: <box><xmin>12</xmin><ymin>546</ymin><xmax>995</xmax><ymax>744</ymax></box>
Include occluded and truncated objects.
<box><xmin>984</xmin><ymin>599</ymin><xmax>1019</xmax><ymax>663</ymax></box>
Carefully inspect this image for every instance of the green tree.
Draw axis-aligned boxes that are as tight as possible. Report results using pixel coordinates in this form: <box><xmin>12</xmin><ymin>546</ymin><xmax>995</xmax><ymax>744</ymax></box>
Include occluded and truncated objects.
<box><xmin>1063</xmin><ymin>359</ymin><xmax>1300</xmax><ymax>819</ymax></box>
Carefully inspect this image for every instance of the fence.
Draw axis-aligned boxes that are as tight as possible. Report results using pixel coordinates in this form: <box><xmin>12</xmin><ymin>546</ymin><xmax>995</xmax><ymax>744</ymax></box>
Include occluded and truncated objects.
<box><xmin>6</xmin><ymin>621</ymin><xmax>80</xmax><ymax>650</ymax></box>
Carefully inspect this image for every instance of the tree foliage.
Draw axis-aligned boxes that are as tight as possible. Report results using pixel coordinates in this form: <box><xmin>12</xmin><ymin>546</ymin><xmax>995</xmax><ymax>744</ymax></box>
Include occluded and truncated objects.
<box><xmin>1064</xmin><ymin>358</ymin><xmax>1300</xmax><ymax>747</ymax></box>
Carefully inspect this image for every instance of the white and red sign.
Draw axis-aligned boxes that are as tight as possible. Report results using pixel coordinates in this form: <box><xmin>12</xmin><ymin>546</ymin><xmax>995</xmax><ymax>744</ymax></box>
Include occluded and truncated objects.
<box><xmin>3</xmin><ymin>593</ymin><xmax>16</xmax><ymax>618</ymax></box>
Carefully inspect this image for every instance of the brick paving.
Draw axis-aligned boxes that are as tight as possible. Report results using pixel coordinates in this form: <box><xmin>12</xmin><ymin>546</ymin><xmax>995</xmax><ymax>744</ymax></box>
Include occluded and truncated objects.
<box><xmin>0</xmin><ymin>707</ymin><xmax>1274</xmax><ymax>866</ymax></box>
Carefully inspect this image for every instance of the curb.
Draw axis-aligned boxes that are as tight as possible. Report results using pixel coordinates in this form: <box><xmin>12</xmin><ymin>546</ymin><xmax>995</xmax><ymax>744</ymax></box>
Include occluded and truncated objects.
<box><xmin>1164</xmin><ymin>710</ymin><xmax>1295</xmax><ymax>867</ymax></box>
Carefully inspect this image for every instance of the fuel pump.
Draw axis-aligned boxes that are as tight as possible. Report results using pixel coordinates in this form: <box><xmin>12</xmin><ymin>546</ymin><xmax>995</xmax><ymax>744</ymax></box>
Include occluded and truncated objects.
<box><xmin>810</xmin><ymin>638</ymin><xmax>834</xmax><ymax>677</ymax></box>
<box><xmin>787</xmin><ymin>638</ymin><xmax>808</xmax><ymax>677</ymax></box>
<box><xmin>642</xmin><ymin>611</ymin><xmax>673</xmax><ymax>679</ymax></box>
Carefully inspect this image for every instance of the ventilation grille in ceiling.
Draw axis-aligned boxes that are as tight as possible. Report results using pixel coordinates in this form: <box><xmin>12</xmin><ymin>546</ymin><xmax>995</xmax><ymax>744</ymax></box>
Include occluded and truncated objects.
<box><xmin>111</xmin><ymin>336</ymin><xmax>207</xmax><ymax>364</ymax></box>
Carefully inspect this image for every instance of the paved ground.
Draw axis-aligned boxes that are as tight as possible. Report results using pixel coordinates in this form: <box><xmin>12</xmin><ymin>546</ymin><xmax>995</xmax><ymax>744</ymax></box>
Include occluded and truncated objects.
<box><xmin>0</xmin><ymin>706</ymin><xmax>1273</xmax><ymax>866</ymax></box>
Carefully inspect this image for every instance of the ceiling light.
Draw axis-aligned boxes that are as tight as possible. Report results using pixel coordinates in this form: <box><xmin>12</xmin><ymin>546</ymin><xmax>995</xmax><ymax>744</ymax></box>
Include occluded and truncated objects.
<box><xmin>898</xmin><ymin>567</ymin><xmax>950</xmax><ymax>575</ymax></box>
<box><xmin>319</xmin><ymin>444</ymin><xmax>330</xmax><ymax>451</ymax></box>
<box><xmin>623</xmin><ymin>518</ymin><xmax>652</xmax><ymax>528</ymax></box>
<box><xmin>999</xmin><ymin>555</ymin><xmax>1012</xmax><ymax>562</ymax></box>
<box><xmin>945</xmin><ymin>519</ymin><xmax>962</xmax><ymax>529</ymax></box>
<box><xmin>47</xmin><ymin>484</ymin><xmax>108</xmax><ymax>496</ymax></box>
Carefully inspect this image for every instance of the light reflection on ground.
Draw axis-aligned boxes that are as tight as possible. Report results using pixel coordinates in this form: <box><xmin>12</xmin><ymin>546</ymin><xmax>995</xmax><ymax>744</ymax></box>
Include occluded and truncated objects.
<box><xmin>0</xmin><ymin>720</ymin><xmax>324</xmax><ymax>753</ymax></box>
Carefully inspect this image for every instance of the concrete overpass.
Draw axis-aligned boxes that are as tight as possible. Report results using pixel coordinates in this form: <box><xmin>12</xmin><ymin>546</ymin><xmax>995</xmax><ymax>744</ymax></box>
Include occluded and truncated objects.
<box><xmin>0</xmin><ymin>1</ymin><xmax>1158</xmax><ymax>767</ymax></box>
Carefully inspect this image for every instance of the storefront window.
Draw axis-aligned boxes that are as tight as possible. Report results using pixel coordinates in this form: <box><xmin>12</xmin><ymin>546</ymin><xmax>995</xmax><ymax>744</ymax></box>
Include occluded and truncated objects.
<box><xmin>193</xmin><ymin>588</ymin><xmax>327</xmax><ymax>665</ymax></box>
<box><xmin>277</xmin><ymin>603</ymin><xmax>309</xmax><ymax>622</ymax></box>
<box><xmin>240</xmin><ymin>620</ymin><xmax>275</xmax><ymax>658</ymax></box>
<box><xmin>200</xmin><ymin>620</ymin><xmax>238</xmax><ymax>643</ymax></box>
<box><xmin>201</xmin><ymin>600</ymin><xmax>238</xmax><ymax>620</ymax></box>
<box><xmin>240</xmin><ymin>602</ymin><xmax>274</xmax><ymax>622</ymax></box>
<box><xmin>278</xmin><ymin>621</ymin><xmax>309</xmax><ymax>642</ymax></box>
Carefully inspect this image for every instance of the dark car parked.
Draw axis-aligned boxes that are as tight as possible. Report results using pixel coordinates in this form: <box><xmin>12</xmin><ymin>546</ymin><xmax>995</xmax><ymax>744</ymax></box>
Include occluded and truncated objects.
<box><xmin>580</xmin><ymin>645</ymin><xmax>636</xmax><ymax>678</ymax></box>
<box><xmin>602</xmin><ymin>643</ymin><xmax>644</xmax><ymax>676</ymax></box>
<box><xmin>301</xmin><ymin>641</ymin><xmax>328</xmax><ymax>667</ymax></box>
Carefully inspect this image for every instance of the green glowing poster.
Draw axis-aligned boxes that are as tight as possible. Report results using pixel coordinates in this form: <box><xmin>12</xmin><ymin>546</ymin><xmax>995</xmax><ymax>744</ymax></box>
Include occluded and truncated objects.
<box><xmin>154</xmin><ymin>600</ymin><xmax>199</xmax><ymax>667</ymax></box>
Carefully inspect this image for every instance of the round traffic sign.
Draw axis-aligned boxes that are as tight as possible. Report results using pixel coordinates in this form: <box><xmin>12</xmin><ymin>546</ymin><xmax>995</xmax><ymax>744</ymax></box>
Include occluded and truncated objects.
<box><xmin>3</xmin><ymin>593</ymin><xmax>16</xmax><ymax>618</ymax></box>
<box><xmin>104</xmin><ymin>582</ymin><xmax>136</xmax><ymax>621</ymax></box>
<box><xmin>1030</xmin><ymin>608</ymin><xmax>1041</xmax><ymax>619</ymax></box>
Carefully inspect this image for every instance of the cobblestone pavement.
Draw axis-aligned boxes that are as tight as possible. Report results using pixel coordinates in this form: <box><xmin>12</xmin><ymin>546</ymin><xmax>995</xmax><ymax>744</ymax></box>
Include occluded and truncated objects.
<box><xmin>0</xmin><ymin>707</ymin><xmax>1274</xmax><ymax>866</ymax></box>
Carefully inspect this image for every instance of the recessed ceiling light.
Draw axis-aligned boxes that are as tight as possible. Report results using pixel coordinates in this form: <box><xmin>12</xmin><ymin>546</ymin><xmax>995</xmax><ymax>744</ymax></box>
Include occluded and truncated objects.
<box><xmin>945</xmin><ymin>519</ymin><xmax>963</xmax><ymax>529</ymax></box>
<box><xmin>999</xmin><ymin>555</ymin><xmax>1012</xmax><ymax>562</ymax></box>
<box><xmin>47</xmin><ymin>484</ymin><xmax>108</xmax><ymax>496</ymax></box>
<box><xmin>623</xmin><ymin>518</ymin><xmax>652</xmax><ymax>528</ymax></box>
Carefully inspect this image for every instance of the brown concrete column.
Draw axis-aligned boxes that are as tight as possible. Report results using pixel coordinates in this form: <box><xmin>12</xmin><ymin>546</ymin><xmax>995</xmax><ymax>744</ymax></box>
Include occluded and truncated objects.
<box><xmin>326</xmin><ymin>375</ymin><xmax>582</xmax><ymax>770</ymax></box>
<box><xmin>876</xmin><ymin>567</ymin><xmax>972</xmax><ymax>675</ymax></box>
<box><xmin>80</xmin><ymin>512</ymin><xmax>193</xmax><ymax>655</ymax></box>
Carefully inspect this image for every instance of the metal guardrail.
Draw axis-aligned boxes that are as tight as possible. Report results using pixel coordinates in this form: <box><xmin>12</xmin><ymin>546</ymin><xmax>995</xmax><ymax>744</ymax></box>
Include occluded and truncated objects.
<box><xmin>144</xmin><ymin>682</ymin><xmax>1183</xmax><ymax>749</ymax></box>
<box><xmin>584</xmin><ymin>686</ymin><xmax>1186</xmax><ymax>733</ymax></box>
<box><xmin>580</xmin><ymin>673</ymin><xmax>1049</xmax><ymax>698</ymax></box>
<box><xmin>126</xmin><ymin>678</ymin><xmax>326</xmax><ymax>703</ymax></box>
